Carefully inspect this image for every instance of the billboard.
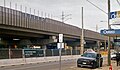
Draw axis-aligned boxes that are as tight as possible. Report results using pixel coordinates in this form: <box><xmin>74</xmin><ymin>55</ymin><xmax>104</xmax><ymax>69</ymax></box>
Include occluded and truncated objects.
<box><xmin>110</xmin><ymin>11</ymin><xmax>120</xmax><ymax>19</ymax></box>
<box><xmin>110</xmin><ymin>11</ymin><xmax>120</xmax><ymax>24</ymax></box>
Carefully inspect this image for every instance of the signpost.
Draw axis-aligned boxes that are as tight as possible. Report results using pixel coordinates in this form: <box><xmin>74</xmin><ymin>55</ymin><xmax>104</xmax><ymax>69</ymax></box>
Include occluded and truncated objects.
<box><xmin>58</xmin><ymin>34</ymin><xmax>63</xmax><ymax>70</ymax></box>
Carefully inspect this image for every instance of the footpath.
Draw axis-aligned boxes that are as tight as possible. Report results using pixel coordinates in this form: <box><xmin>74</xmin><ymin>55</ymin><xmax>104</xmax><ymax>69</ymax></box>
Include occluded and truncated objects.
<box><xmin>95</xmin><ymin>60</ymin><xmax>120</xmax><ymax>70</ymax></box>
<box><xmin>0</xmin><ymin>55</ymin><xmax>80</xmax><ymax>67</ymax></box>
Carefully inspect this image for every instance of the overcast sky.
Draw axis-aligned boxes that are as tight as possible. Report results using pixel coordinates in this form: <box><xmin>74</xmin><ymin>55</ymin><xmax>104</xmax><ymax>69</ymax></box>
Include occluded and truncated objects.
<box><xmin>0</xmin><ymin>0</ymin><xmax>120</xmax><ymax>32</ymax></box>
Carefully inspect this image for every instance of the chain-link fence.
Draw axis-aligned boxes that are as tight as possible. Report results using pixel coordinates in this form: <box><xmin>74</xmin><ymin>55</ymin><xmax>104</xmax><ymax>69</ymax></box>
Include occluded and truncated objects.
<box><xmin>0</xmin><ymin>48</ymin><xmax>80</xmax><ymax>59</ymax></box>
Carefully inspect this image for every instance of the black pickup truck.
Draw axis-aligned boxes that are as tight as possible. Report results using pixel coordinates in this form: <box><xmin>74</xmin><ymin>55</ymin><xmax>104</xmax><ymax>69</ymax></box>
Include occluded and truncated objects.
<box><xmin>77</xmin><ymin>50</ymin><xmax>103</xmax><ymax>69</ymax></box>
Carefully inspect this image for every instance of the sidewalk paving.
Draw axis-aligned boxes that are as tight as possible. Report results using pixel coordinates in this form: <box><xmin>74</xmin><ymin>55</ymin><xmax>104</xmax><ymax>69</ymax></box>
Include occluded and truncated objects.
<box><xmin>95</xmin><ymin>60</ymin><xmax>120</xmax><ymax>70</ymax></box>
<box><xmin>0</xmin><ymin>55</ymin><xmax>80</xmax><ymax>67</ymax></box>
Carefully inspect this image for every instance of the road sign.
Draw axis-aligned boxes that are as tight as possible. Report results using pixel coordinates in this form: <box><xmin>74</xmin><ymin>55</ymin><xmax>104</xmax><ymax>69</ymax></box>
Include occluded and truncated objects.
<box><xmin>100</xmin><ymin>29</ymin><xmax>120</xmax><ymax>36</ymax></box>
<box><xmin>59</xmin><ymin>34</ymin><xmax>63</xmax><ymax>42</ymax></box>
<box><xmin>57</xmin><ymin>43</ymin><xmax>64</xmax><ymax>49</ymax></box>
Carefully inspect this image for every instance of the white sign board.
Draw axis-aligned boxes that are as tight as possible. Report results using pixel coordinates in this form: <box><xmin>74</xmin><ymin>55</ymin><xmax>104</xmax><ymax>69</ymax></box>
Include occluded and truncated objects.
<box><xmin>110</xmin><ymin>11</ymin><xmax>120</xmax><ymax>25</ymax></box>
<box><xmin>59</xmin><ymin>34</ymin><xmax>63</xmax><ymax>42</ymax></box>
<box><xmin>57</xmin><ymin>43</ymin><xmax>64</xmax><ymax>49</ymax></box>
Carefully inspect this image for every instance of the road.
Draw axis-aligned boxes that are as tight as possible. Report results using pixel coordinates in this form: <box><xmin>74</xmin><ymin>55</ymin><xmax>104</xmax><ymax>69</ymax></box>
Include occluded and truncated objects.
<box><xmin>0</xmin><ymin>59</ymin><xmax>76</xmax><ymax>70</ymax></box>
<box><xmin>0</xmin><ymin>59</ymin><xmax>108</xmax><ymax>70</ymax></box>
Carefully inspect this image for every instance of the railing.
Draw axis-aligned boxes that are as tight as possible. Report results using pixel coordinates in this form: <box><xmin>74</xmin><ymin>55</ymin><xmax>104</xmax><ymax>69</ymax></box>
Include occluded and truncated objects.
<box><xmin>0</xmin><ymin>48</ymin><xmax>80</xmax><ymax>59</ymax></box>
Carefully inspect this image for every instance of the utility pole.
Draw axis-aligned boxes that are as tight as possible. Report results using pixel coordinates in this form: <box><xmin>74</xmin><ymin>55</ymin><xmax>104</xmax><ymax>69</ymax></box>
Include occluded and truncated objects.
<box><xmin>81</xmin><ymin>7</ymin><xmax>84</xmax><ymax>55</ymax></box>
<box><xmin>96</xmin><ymin>24</ymin><xmax>98</xmax><ymax>32</ymax></box>
<box><xmin>108</xmin><ymin>0</ymin><xmax>111</xmax><ymax>66</ymax></box>
<box><xmin>62</xmin><ymin>11</ymin><xmax>64</xmax><ymax>22</ymax></box>
<box><xmin>61</xmin><ymin>11</ymin><xmax>71</xmax><ymax>23</ymax></box>
<box><xmin>4</xmin><ymin>0</ymin><xmax>5</xmax><ymax>7</ymax></box>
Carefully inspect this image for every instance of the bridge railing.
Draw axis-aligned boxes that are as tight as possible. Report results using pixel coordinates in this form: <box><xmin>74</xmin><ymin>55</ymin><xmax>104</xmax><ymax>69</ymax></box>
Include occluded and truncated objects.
<box><xmin>0</xmin><ymin>48</ymin><xmax>80</xmax><ymax>59</ymax></box>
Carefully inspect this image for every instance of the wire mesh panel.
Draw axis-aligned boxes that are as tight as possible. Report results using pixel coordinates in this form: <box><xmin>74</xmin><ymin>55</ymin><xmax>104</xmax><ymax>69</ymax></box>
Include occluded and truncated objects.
<box><xmin>36</xmin><ymin>49</ymin><xmax>44</xmax><ymax>57</ymax></box>
<box><xmin>61</xmin><ymin>49</ymin><xmax>66</xmax><ymax>56</ymax></box>
<box><xmin>76</xmin><ymin>50</ymin><xmax>80</xmax><ymax>55</ymax></box>
<box><xmin>72</xmin><ymin>50</ymin><xmax>80</xmax><ymax>55</ymax></box>
<box><xmin>66</xmin><ymin>49</ymin><xmax>71</xmax><ymax>55</ymax></box>
<box><xmin>53</xmin><ymin>49</ymin><xmax>59</xmax><ymax>56</ymax></box>
<box><xmin>11</xmin><ymin>49</ymin><xmax>22</xmax><ymax>58</ymax></box>
<box><xmin>46</xmin><ymin>49</ymin><xmax>52</xmax><ymax>56</ymax></box>
<box><xmin>72</xmin><ymin>49</ymin><xmax>77</xmax><ymax>55</ymax></box>
<box><xmin>0</xmin><ymin>49</ymin><xmax>9</xmax><ymax>59</ymax></box>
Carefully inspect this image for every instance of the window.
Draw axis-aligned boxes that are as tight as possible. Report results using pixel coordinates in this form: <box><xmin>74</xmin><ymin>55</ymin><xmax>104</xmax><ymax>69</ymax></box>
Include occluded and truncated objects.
<box><xmin>83</xmin><ymin>53</ymin><xmax>96</xmax><ymax>58</ymax></box>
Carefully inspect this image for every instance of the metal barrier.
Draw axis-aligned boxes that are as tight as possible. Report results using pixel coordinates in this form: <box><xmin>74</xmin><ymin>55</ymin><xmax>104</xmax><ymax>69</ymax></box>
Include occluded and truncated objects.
<box><xmin>0</xmin><ymin>49</ymin><xmax>9</xmax><ymax>59</ymax></box>
<box><xmin>0</xmin><ymin>48</ymin><xmax>80</xmax><ymax>59</ymax></box>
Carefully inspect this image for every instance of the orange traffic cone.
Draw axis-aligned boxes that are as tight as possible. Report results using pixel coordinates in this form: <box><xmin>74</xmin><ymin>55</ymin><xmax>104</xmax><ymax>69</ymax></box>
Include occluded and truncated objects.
<box><xmin>109</xmin><ymin>64</ymin><xmax>112</xmax><ymax>70</ymax></box>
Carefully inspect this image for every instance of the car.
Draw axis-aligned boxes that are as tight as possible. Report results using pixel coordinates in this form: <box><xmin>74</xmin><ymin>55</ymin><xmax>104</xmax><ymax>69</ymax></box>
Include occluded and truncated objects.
<box><xmin>77</xmin><ymin>49</ymin><xmax>103</xmax><ymax>69</ymax></box>
<box><xmin>111</xmin><ymin>52</ymin><xmax>116</xmax><ymax>60</ymax></box>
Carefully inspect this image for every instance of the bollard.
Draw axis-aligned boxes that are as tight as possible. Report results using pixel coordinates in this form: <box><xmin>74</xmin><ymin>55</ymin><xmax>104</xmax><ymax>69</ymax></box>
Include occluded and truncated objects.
<box><xmin>109</xmin><ymin>64</ymin><xmax>112</xmax><ymax>70</ymax></box>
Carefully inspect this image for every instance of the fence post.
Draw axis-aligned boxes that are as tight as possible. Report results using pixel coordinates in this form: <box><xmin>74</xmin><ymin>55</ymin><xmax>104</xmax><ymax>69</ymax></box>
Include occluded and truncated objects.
<box><xmin>65</xmin><ymin>49</ymin><xmax>67</xmax><ymax>55</ymax></box>
<box><xmin>9</xmin><ymin>48</ymin><xmax>11</xmax><ymax>59</ymax></box>
<box><xmin>22</xmin><ymin>49</ymin><xmax>26</xmax><ymax>63</ymax></box>
<box><xmin>52</xmin><ymin>49</ymin><xmax>54</xmax><ymax>56</ymax></box>
<box><xmin>71</xmin><ymin>48</ymin><xmax>72</xmax><ymax>55</ymax></box>
<box><xmin>22</xmin><ymin>49</ymin><xmax>25</xmax><ymax>58</ymax></box>
<box><xmin>44</xmin><ymin>49</ymin><xmax>46</xmax><ymax>57</ymax></box>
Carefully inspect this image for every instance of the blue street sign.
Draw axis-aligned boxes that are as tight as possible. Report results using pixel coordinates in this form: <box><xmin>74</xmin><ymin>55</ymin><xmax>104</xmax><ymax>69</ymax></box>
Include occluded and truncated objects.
<box><xmin>100</xmin><ymin>29</ymin><xmax>120</xmax><ymax>35</ymax></box>
<box><xmin>110</xmin><ymin>12</ymin><xmax>117</xmax><ymax>19</ymax></box>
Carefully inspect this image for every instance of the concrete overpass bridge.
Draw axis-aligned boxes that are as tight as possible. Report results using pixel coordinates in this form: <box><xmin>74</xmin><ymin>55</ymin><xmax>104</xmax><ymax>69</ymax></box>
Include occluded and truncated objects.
<box><xmin>0</xmin><ymin>6</ymin><xmax>107</xmax><ymax>49</ymax></box>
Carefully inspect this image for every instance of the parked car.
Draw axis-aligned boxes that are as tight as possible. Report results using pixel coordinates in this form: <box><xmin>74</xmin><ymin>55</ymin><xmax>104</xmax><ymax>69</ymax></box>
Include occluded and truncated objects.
<box><xmin>111</xmin><ymin>52</ymin><xmax>116</xmax><ymax>60</ymax></box>
<box><xmin>77</xmin><ymin>49</ymin><xmax>103</xmax><ymax>69</ymax></box>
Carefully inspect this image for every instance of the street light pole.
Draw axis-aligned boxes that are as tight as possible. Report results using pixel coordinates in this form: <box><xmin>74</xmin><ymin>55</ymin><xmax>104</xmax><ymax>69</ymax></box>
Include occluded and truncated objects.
<box><xmin>108</xmin><ymin>0</ymin><xmax>111</xmax><ymax>66</ymax></box>
<box><xmin>81</xmin><ymin>7</ymin><xmax>84</xmax><ymax>55</ymax></box>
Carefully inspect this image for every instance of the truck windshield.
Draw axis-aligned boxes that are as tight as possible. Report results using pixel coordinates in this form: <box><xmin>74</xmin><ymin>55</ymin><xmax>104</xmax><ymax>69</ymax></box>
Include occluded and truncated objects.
<box><xmin>82</xmin><ymin>53</ymin><xmax>96</xmax><ymax>58</ymax></box>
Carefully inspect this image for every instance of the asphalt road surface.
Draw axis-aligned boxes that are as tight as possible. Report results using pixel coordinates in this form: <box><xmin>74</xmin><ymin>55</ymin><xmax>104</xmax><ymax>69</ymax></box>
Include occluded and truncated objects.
<box><xmin>0</xmin><ymin>59</ymin><xmax>106</xmax><ymax>70</ymax></box>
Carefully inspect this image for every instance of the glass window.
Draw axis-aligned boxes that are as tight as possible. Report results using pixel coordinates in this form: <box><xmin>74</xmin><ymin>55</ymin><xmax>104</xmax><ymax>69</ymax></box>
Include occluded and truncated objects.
<box><xmin>82</xmin><ymin>53</ymin><xmax>96</xmax><ymax>58</ymax></box>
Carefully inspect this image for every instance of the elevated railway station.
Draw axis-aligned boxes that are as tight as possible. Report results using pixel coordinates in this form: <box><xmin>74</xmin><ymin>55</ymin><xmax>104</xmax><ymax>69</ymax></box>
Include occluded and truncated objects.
<box><xmin>0</xmin><ymin>6</ymin><xmax>106</xmax><ymax>48</ymax></box>
<box><xmin>0</xmin><ymin>6</ymin><xmax>107</xmax><ymax>59</ymax></box>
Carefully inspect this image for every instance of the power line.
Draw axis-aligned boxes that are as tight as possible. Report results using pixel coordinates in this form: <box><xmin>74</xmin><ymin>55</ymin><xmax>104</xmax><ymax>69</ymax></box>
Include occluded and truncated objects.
<box><xmin>116</xmin><ymin>0</ymin><xmax>120</xmax><ymax>6</ymax></box>
<box><xmin>86</xmin><ymin>0</ymin><xmax>107</xmax><ymax>15</ymax></box>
